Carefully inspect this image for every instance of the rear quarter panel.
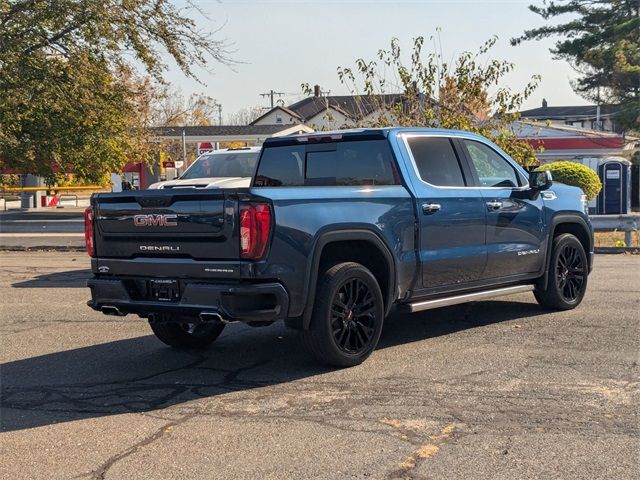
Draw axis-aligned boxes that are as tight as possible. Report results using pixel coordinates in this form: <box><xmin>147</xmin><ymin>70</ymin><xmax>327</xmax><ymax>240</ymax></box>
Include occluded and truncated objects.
<box><xmin>249</xmin><ymin>186</ymin><xmax>416</xmax><ymax>317</ymax></box>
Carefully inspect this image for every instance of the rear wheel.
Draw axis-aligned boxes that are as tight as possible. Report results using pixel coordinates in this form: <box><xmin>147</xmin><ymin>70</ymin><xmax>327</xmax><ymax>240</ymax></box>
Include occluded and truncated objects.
<box><xmin>301</xmin><ymin>262</ymin><xmax>385</xmax><ymax>367</ymax></box>
<box><xmin>534</xmin><ymin>233</ymin><xmax>588</xmax><ymax>310</ymax></box>
<box><xmin>149</xmin><ymin>318</ymin><xmax>225</xmax><ymax>348</ymax></box>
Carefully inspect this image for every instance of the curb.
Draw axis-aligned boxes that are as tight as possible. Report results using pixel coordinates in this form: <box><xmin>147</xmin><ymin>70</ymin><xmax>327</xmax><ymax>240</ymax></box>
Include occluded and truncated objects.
<box><xmin>0</xmin><ymin>245</ymin><xmax>85</xmax><ymax>252</ymax></box>
<box><xmin>594</xmin><ymin>247</ymin><xmax>640</xmax><ymax>254</ymax></box>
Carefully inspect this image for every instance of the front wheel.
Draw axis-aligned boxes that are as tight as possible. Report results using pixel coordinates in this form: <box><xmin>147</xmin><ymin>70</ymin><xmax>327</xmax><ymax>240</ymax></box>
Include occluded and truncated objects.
<box><xmin>149</xmin><ymin>318</ymin><xmax>225</xmax><ymax>349</ymax></box>
<box><xmin>534</xmin><ymin>233</ymin><xmax>588</xmax><ymax>310</ymax></box>
<box><xmin>301</xmin><ymin>262</ymin><xmax>385</xmax><ymax>367</ymax></box>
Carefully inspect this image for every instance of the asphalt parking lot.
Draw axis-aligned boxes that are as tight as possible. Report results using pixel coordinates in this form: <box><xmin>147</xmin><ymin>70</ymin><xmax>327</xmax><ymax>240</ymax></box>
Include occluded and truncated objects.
<box><xmin>0</xmin><ymin>252</ymin><xmax>638</xmax><ymax>479</ymax></box>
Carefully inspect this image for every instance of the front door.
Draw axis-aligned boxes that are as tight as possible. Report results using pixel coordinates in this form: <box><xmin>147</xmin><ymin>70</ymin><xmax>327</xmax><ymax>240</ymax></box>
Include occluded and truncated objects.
<box><xmin>459</xmin><ymin>139</ymin><xmax>546</xmax><ymax>279</ymax></box>
<box><xmin>402</xmin><ymin>135</ymin><xmax>487</xmax><ymax>290</ymax></box>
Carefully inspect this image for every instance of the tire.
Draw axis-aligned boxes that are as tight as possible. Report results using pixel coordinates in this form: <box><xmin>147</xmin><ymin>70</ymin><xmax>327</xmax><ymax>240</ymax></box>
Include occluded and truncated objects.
<box><xmin>149</xmin><ymin>318</ymin><xmax>225</xmax><ymax>349</ymax></box>
<box><xmin>534</xmin><ymin>233</ymin><xmax>588</xmax><ymax>310</ymax></box>
<box><xmin>301</xmin><ymin>262</ymin><xmax>385</xmax><ymax>367</ymax></box>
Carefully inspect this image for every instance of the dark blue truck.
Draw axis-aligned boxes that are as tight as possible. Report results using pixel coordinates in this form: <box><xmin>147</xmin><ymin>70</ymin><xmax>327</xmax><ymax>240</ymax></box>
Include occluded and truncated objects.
<box><xmin>86</xmin><ymin>128</ymin><xmax>593</xmax><ymax>366</ymax></box>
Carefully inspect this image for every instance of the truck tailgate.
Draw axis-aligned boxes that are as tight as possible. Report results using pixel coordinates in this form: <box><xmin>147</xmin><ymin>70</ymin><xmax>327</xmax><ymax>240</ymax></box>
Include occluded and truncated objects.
<box><xmin>92</xmin><ymin>190</ymin><xmax>239</xmax><ymax>262</ymax></box>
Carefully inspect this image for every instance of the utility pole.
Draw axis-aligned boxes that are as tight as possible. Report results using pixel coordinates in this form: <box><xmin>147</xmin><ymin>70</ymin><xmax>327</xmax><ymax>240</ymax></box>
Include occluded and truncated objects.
<box><xmin>595</xmin><ymin>85</ymin><xmax>601</xmax><ymax>131</ymax></box>
<box><xmin>213</xmin><ymin>102</ymin><xmax>223</xmax><ymax>125</ymax></box>
<box><xmin>260</xmin><ymin>89</ymin><xmax>285</xmax><ymax>108</ymax></box>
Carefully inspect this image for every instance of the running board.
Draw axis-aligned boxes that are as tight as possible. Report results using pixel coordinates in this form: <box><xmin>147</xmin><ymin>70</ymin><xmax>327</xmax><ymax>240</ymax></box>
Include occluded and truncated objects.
<box><xmin>405</xmin><ymin>285</ymin><xmax>535</xmax><ymax>313</ymax></box>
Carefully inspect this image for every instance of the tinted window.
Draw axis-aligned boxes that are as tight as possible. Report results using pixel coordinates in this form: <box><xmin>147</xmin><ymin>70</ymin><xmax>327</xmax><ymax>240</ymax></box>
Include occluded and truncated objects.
<box><xmin>306</xmin><ymin>140</ymin><xmax>397</xmax><ymax>186</ymax></box>
<box><xmin>254</xmin><ymin>145</ymin><xmax>305</xmax><ymax>186</ymax></box>
<box><xmin>254</xmin><ymin>140</ymin><xmax>399</xmax><ymax>187</ymax></box>
<box><xmin>462</xmin><ymin>140</ymin><xmax>521</xmax><ymax>188</ymax></box>
<box><xmin>181</xmin><ymin>151</ymin><xmax>259</xmax><ymax>179</ymax></box>
<box><xmin>407</xmin><ymin>137</ymin><xmax>466</xmax><ymax>187</ymax></box>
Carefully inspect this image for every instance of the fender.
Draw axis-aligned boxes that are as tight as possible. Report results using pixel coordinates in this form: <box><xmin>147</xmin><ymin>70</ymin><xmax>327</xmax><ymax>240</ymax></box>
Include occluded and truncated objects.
<box><xmin>541</xmin><ymin>213</ymin><xmax>594</xmax><ymax>290</ymax></box>
<box><xmin>301</xmin><ymin>227</ymin><xmax>397</xmax><ymax>330</ymax></box>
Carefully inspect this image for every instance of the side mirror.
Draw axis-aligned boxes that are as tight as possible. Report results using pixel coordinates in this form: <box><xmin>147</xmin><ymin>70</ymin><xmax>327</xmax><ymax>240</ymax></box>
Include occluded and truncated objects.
<box><xmin>529</xmin><ymin>170</ymin><xmax>552</xmax><ymax>191</ymax></box>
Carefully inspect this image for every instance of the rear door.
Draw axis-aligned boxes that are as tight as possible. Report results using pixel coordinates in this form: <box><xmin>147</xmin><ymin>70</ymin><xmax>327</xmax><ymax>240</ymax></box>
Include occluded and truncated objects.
<box><xmin>401</xmin><ymin>134</ymin><xmax>487</xmax><ymax>290</ymax></box>
<box><xmin>459</xmin><ymin>138</ymin><xmax>546</xmax><ymax>279</ymax></box>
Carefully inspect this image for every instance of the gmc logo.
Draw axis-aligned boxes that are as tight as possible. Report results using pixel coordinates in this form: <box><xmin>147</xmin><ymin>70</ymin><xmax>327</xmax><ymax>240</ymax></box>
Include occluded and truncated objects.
<box><xmin>133</xmin><ymin>214</ymin><xmax>178</xmax><ymax>227</ymax></box>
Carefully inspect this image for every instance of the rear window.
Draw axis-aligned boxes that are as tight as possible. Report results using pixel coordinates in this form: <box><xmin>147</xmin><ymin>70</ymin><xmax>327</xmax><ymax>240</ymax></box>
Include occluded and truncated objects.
<box><xmin>180</xmin><ymin>151</ymin><xmax>259</xmax><ymax>179</ymax></box>
<box><xmin>254</xmin><ymin>140</ymin><xmax>399</xmax><ymax>187</ymax></box>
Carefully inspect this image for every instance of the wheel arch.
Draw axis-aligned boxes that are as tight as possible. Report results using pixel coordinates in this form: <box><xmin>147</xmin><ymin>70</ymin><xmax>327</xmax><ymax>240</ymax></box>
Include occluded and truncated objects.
<box><xmin>300</xmin><ymin>228</ymin><xmax>397</xmax><ymax>330</ymax></box>
<box><xmin>542</xmin><ymin>214</ymin><xmax>593</xmax><ymax>289</ymax></box>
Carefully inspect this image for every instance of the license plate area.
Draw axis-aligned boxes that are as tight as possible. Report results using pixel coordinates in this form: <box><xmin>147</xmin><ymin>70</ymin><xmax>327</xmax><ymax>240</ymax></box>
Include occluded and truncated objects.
<box><xmin>149</xmin><ymin>279</ymin><xmax>180</xmax><ymax>302</ymax></box>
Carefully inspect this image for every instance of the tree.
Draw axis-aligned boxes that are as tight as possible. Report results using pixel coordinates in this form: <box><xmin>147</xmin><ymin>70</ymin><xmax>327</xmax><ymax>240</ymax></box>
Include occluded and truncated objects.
<box><xmin>335</xmin><ymin>36</ymin><xmax>541</xmax><ymax>167</ymax></box>
<box><xmin>227</xmin><ymin>106</ymin><xmax>265</xmax><ymax>126</ymax></box>
<box><xmin>150</xmin><ymin>87</ymin><xmax>221</xmax><ymax>127</ymax></box>
<box><xmin>511</xmin><ymin>0</ymin><xmax>640</xmax><ymax>132</ymax></box>
<box><xmin>0</xmin><ymin>0</ymin><xmax>231</xmax><ymax>181</ymax></box>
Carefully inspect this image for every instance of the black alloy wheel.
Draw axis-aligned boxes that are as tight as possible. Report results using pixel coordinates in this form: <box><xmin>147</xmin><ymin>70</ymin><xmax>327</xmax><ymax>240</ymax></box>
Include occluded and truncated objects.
<box><xmin>301</xmin><ymin>262</ymin><xmax>385</xmax><ymax>367</ymax></box>
<box><xmin>534</xmin><ymin>233</ymin><xmax>588</xmax><ymax>310</ymax></box>
<box><xmin>330</xmin><ymin>277</ymin><xmax>377</xmax><ymax>354</ymax></box>
<box><xmin>556</xmin><ymin>242</ymin><xmax>586</xmax><ymax>303</ymax></box>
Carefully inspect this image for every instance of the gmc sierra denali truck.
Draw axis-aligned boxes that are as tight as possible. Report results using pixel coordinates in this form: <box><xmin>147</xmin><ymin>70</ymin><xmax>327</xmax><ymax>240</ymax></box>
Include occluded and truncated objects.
<box><xmin>86</xmin><ymin>128</ymin><xmax>593</xmax><ymax>367</ymax></box>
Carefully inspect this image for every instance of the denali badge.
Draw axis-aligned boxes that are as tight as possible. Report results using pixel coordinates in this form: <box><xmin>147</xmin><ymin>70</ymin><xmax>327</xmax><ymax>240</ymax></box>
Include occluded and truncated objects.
<box><xmin>517</xmin><ymin>249</ymin><xmax>540</xmax><ymax>256</ymax></box>
<box><xmin>140</xmin><ymin>245</ymin><xmax>180</xmax><ymax>252</ymax></box>
<box><xmin>133</xmin><ymin>214</ymin><xmax>178</xmax><ymax>227</ymax></box>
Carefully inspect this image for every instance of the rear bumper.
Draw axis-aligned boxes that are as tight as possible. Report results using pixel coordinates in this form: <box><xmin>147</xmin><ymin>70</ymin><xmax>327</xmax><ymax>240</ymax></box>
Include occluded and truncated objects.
<box><xmin>87</xmin><ymin>277</ymin><xmax>289</xmax><ymax>323</ymax></box>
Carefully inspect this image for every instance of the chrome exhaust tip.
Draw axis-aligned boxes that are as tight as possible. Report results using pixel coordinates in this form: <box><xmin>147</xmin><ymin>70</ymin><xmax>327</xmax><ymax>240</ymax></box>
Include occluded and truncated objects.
<box><xmin>199</xmin><ymin>312</ymin><xmax>224</xmax><ymax>323</ymax></box>
<box><xmin>101</xmin><ymin>305</ymin><xmax>126</xmax><ymax>316</ymax></box>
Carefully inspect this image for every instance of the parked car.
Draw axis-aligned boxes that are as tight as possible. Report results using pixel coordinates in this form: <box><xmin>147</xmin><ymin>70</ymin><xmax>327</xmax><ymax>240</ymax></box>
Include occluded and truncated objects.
<box><xmin>85</xmin><ymin>128</ymin><xmax>593</xmax><ymax>367</ymax></box>
<box><xmin>148</xmin><ymin>146</ymin><xmax>261</xmax><ymax>189</ymax></box>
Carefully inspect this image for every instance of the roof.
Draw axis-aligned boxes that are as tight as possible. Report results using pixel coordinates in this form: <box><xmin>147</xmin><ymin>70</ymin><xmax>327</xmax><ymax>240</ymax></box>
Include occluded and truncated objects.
<box><xmin>150</xmin><ymin>124</ymin><xmax>307</xmax><ymax>137</ymax></box>
<box><xmin>519</xmin><ymin>104</ymin><xmax>620</xmax><ymax>119</ymax></box>
<box><xmin>250</xmin><ymin>106</ymin><xmax>303</xmax><ymax>125</ymax></box>
<box><xmin>509</xmin><ymin>120</ymin><xmax>624</xmax><ymax>139</ymax></box>
<box><xmin>253</xmin><ymin>94</ymin><xmax>409</xmax><ymax>124</ymax></box>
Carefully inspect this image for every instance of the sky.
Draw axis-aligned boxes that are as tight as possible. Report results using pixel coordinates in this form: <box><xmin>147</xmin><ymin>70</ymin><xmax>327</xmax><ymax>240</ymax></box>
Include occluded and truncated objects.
<box><xmin>164</xmin><ymin>0</ymin><xmax>589</xmax><ymax>121</ymax></box>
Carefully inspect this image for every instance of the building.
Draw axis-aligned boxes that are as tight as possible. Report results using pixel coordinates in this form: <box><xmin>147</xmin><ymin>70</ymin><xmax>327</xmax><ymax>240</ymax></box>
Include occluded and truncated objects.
<box><xmin>519</xmin><ymin>99</ymin><xmax>621</xmax><ymax>133</ymax></box>
<box><xmin>149</xmin><ymin>124</ymin><xmax>313</xmax><ymax>146</ymax></box>
<box><xmin>122</xmin><ymin>124</ymin><xmax>314</xmax><ymax>189</ymax></box>
<box><xmin>251</xmin><ymin>86</ymin><xmax>406</xmax><ymax>130</ymax></box>
<box><xmin>512</xmin><ymin>120</ymin><xmax>625</xmax><ymax>162</ymax></box>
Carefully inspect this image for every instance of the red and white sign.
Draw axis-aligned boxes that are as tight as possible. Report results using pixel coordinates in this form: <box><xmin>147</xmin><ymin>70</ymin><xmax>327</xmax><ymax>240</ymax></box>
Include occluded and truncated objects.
<box><xmin>40</xmin><ymin>195</ymin><xmax>59</xmax><ymax>207</ymax></box>
<box><xmin>198</xmin><ymin>142</ymin><xmax>215</xmax><ymax>155</ymax></box>
<box><xmin>162</xmin><ymin>161</ymin><xmax>184</xmax><ymax>169</ymax></box>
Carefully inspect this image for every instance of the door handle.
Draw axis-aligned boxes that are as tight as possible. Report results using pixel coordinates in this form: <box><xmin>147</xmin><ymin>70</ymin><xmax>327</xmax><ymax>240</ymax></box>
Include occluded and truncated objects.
<box><xmin>486</xmin><ymin>201</ymin><xmax>503</xmax><ymax>211</ymax></box>
<box><xmin>422</xmin><ymin>203</ymin><xmax>441</xmax><ymax>214</ymax></box>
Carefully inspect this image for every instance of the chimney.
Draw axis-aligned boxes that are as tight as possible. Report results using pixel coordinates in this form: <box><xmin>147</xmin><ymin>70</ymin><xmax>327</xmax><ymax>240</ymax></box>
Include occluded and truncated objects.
<box><xmin>313</xmin><ymin>84</ymin><xmax>321</xmax><ymax>97</ymax></box>
<box><xmin>542</xmin><ymin>98</ymin><xmax>548</xmax><ymax>108</ymax></box>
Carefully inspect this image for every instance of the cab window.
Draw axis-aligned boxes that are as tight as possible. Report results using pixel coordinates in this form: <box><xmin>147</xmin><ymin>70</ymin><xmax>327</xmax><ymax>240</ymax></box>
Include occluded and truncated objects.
<box><xmin>462</xmin><ymin>140</ymin><xmax>522</xmax><ymax>188</ymax></box>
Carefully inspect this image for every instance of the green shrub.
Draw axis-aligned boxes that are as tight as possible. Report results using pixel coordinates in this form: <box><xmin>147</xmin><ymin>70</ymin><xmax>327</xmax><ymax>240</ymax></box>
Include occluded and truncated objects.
<box><xmin>537</xmin><ymin>161</ymin><xmax>602</xmax><ymax>200</ymax></box>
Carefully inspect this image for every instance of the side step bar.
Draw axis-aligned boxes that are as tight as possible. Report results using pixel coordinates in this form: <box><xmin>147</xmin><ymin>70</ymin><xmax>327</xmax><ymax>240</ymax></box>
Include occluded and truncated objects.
<box><xmin>405</xmin><ymin>285</ymin><xmax>535</xmax><ymax>313</ymax></box>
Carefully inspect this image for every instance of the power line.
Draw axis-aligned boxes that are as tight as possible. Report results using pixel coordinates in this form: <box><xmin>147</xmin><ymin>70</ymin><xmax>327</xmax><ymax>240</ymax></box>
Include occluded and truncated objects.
<box><xmin>260</xmin><ymin>89</ymin><xmax>285</xmax><ymax>109</ymax></box>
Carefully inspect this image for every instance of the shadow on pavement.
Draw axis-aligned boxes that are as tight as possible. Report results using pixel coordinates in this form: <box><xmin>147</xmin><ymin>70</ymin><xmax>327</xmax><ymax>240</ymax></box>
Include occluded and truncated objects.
<box><xmin>0</xmin><ymin>300</ymin><xmax>547</xmax><ymax>432</ymax></box>
<box><xmin>12</xmin><ymin>269</ymin><xmax>91</xmax><ymax>288</ymax></box>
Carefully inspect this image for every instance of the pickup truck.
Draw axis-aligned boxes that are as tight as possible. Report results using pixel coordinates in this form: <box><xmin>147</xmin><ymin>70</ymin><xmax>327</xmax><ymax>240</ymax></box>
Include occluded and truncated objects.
<box><xmin>86</xmin><ymin>128</ymin><xmax>593</xmax><ymax>367</ymax></box>
<box><xmin>148</xmin><ymin>146</ymin><xmax>261</xmax><ymax>190</ymax></box>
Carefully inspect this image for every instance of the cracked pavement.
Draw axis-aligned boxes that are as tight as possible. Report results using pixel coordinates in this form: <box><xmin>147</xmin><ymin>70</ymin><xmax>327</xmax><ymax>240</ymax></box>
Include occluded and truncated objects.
<box><xmin>0</xmin><ymin>252</ymin><xmax>638</xmax><ymax>479</ymax></box>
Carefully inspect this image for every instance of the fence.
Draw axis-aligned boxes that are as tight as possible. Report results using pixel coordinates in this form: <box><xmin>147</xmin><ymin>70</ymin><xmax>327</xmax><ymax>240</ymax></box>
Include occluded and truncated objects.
<box><xmin>590</xmin><ymin>214</ymin><xmax>639</xmax><ymax>247</ymax></box>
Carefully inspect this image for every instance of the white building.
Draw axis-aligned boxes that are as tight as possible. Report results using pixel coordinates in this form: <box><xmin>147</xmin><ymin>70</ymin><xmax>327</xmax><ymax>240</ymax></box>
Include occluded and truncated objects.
<box><xmin>519</xmin><ymin>99</ymin><xmax>621</xmax><ymax>133</ymax></box>
<box><xmin>251</xmin><ymin>87</ymin><xmax>406</xmax><ymax>130</ymax></box>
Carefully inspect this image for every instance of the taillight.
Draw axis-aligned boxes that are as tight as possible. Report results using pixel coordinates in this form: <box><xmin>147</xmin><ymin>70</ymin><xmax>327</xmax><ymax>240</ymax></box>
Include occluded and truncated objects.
<box><xmin>240</xmin><ymin>203</ymin><xmax>271</xmax><ymax>260</ymax></box>
<box><xmin>84</xmin><ymin>207</ymin><xmax>95</xmax><ymax>257</ymax></box>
